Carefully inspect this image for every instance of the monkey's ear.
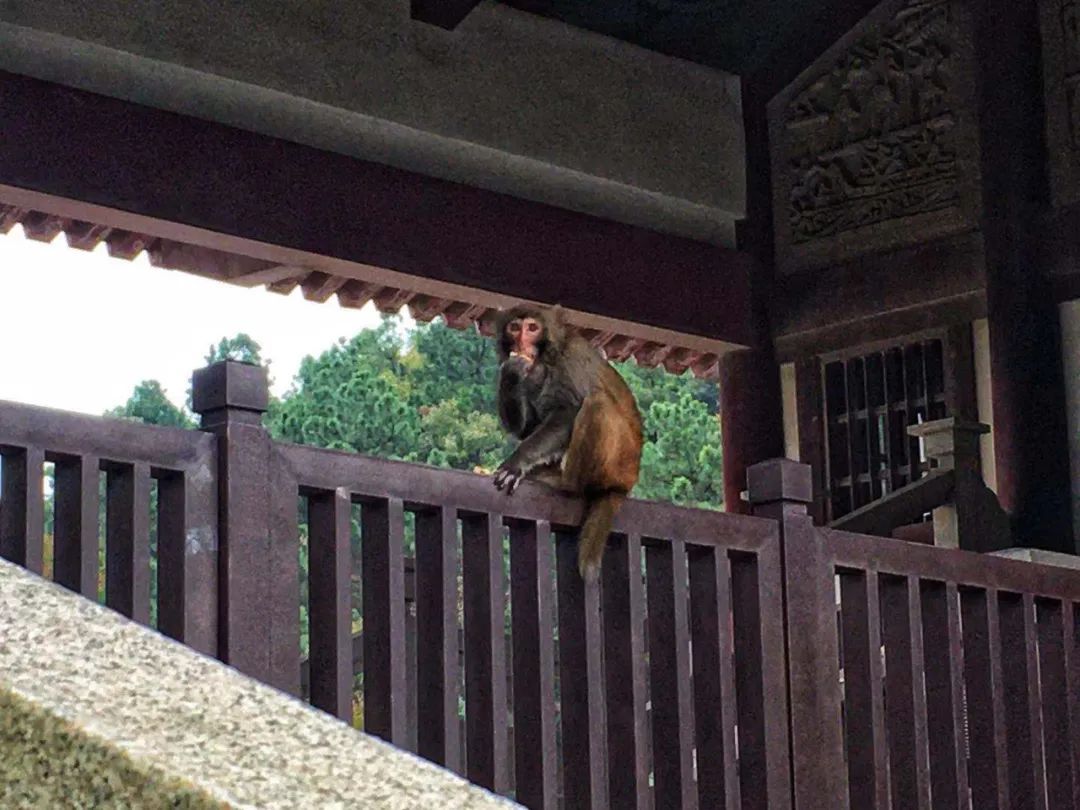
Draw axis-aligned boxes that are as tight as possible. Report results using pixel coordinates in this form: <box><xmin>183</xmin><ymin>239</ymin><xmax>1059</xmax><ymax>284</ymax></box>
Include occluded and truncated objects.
<box><xmin>490</xmin><ymin>307</ymin><xmax>515</xmax><ymax>357</ymax></box>
<box><xmin>543</xmin><ymin>304</ymin><xmax>569</xmax><ymax>349</ymax></box>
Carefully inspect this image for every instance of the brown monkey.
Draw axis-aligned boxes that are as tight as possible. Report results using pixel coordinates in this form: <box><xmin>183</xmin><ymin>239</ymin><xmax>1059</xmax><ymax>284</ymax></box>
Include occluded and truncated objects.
<box><xmin>492</xmin><ymin>304</ymin><xmax>643</xmax><ymax>582</ymax></box>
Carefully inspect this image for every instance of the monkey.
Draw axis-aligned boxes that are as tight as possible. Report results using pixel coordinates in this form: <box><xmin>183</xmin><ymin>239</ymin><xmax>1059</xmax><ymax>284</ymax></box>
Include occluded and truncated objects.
<box><xmin>491</xmin><ymin>304</ymin><xmax>643</xmax><ymax>582</ymax></box>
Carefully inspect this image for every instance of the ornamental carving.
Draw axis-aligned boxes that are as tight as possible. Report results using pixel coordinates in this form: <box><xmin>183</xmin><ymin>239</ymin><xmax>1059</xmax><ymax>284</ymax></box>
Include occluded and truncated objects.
<box><xmin>1042</xmin><ymin>0</ymin><xmax>1080</xmax><ymax>204</ymax></box>
<box><xmin>770</xmin><ymin>0</ymin><xmax>978</xmax><ymax>270</ymax></box>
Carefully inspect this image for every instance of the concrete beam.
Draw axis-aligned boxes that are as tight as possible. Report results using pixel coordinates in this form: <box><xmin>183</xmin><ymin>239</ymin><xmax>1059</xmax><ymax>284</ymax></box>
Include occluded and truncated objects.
<box><xmin>0</xmin><ymin>0</ymin><xmax>744</xmax><ymax>246</ymax></box>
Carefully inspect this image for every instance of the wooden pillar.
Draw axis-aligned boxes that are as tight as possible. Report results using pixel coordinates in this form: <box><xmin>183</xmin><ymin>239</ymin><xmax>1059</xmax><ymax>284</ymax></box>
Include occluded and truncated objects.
<box><xmin>719</xmin><ymin>76</ymin><xmax>786</xmax><ymax>514</ymax></box>
<box><xmin>973</xmin><ymin>0</ymin><xmax>1075</xmax><ymax>552</ymax></box>
<box><xmin>720</xmin><ymin>349</ymin><xmax>785</xmax><ymax>513</ymax></box>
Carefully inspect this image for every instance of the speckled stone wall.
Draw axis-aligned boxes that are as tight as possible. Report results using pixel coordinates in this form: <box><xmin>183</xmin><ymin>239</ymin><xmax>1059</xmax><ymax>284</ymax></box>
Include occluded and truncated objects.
<box><xmin>0</xmin><ymin>559</ymin><xmax>518</xmax><ymax>809</ymax></box>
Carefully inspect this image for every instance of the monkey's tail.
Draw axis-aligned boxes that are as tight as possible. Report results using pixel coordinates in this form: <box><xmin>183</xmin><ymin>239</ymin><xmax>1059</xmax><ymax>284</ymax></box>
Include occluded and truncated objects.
<box><xmin>577</xmin><ymin>491</ymin><xmax>626</xmax><ymax>584</ymax></box>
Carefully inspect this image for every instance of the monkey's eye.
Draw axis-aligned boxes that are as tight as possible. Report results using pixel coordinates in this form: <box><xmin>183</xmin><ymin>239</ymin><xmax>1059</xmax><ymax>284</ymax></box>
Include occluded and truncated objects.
<box><xmin>526</xmin><ymin>323</ymin><xmax>539</xmax><ymax>333</ymax></box>
<box><xmin>508</xmin><ymin>322</ymin><xmax>521</xmax><ymax>333</ymax></box>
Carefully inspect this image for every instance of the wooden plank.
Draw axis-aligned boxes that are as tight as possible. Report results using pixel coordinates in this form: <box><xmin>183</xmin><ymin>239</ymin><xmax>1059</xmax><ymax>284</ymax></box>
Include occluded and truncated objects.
<box><xmin>308</xmin><ymin>488</ymin><xmax>353</xmax><ymax>722</ymax></box>
<box><xmin>0</xmin><ymin>446</ymin><xmax>44</xmax><ymax>573</ymax></box>
<box><xmin>999</xmin><ymin>592</ymin><xmax>1038</xmax><ymax>810</ymax></box>
<box><xmin>688</xmin><ymin>545</ymin><xmax>738</xmax><ymax>810</ymax></box>
<box><xmin>1036</xmin><ymin>599</ymin><xmax>1075</xmax><ymax>810</ymax></box>
<box><xmin>603</xmin><ymin>534</ymin><xmax>651</xmax><ymax>810</ymax></box>
<box><xmin>53</xmin><ymin>454</ymin><xmax>100</xmax><ymax>598</ymax></box>
<box><xmin>920</xmin><ymin>580</ymin><xmax>962</xmax><ymax>810</ymax></box>
<box><xmin>415</xmin><ymin>506</ymin><xmax>463</xmax><ymax>773</ymax></box>
<box><xmin>839</xmin><ymin>571</ymin><xmax>886</xmax><ymax>808</ymax></box>
<box><xmin>646</xmin><ymin>541</ymin><xmax>695</xmax><ymax>810</ymax></box>
<box><xmin>104</xmin><ymin>462</ymin><xmax>151</xmax><ymax>625</ymax></box>
<box><xmin>267</xmin><ymin>456</ymin><xmax>301</xmax><ymax>696</ymax></box>
<box><xmin>462</xmin><ymin>512</ymin><xmax>509</xmax><ymax>794</ymax></box>
<box><xmin>558</xmin><ymin>531</ymin><xmax>608</xmax><ymax>809</ymax></box>
<box><xmin>362</xmin><ymin>497</ymin><xmax>408</xmax><ymax>744</ymax></box>
<box><xmin>509</xmin><ymin>519</ymin><xmax>557</xmax><ymax>808</ymax></box>
<box><xmin>961</xmin><ymin>587</ymin><xmax>1005</xmax><ymax>809</ymax></box>
<box><xmin>880</xmin><ymin>575</ymin><xmax>922</xmax><ymax>810</ymax></box>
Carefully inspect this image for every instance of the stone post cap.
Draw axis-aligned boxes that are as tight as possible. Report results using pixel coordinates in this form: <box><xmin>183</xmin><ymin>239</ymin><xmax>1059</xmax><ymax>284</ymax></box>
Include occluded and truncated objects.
<box><xmin>191</xmin><ymin>360</ymin><xmax>269</xmax><ymax>415</ymax></box>
<box><xmin>907</xmin><ymin>418</ymin><xmax>989</xmax><ymax>463</ymax></box>
<box><xmin>746</xmin><ymin>458</ymin><xmax>812</xmax><ymax>505</ymax></box>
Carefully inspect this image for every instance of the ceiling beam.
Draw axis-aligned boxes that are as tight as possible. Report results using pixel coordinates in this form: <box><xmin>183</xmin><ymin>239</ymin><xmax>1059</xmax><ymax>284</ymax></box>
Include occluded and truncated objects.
<box><xmin>0</xmin><ymin>71</ymin><xmax>757</xmax><ymax>349</ymax></box>
<box><xmin>410</xmin><ymin>0</ymin><xmax>483</xmax><ymax>30</ymax></box>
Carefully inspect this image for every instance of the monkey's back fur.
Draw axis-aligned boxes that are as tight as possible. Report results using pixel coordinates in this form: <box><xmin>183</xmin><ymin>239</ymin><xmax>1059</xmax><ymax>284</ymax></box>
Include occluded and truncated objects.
<box><xmin>492</xmin><ymin>305</ymin><xmax>643</xmax><ymax>580</ymax></box>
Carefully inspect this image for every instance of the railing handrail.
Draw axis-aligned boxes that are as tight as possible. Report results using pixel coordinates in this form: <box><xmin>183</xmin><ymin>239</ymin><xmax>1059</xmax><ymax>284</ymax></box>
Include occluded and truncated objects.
<box><xmin>0</xmin><ymin>398</ymin><xmax>214</xmax><ymax>471</ymax></box>
<box><xmin>276</xmin><ymin>438</ymin><xmax>775</xmax><ymax>550</ymax></box>
<box><xmin>821</xmin><ymin>525</ymin><xmax>1080</xmax><ymax>599</ymax></box>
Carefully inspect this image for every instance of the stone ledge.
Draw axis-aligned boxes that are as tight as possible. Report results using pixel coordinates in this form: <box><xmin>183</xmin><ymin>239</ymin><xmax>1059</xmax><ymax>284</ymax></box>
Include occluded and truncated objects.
<box><xmin>0</xmin><ymin>559</ymin><xmax>518</xmax><ymax>808</ymax></box>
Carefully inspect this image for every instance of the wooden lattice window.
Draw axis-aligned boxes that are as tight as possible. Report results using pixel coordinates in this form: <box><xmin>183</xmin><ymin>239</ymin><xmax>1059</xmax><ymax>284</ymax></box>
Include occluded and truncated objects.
<box><xmin>821</xmin><ymin>336</ymin><xmax>949</xmax><ymax>522</ymax></box>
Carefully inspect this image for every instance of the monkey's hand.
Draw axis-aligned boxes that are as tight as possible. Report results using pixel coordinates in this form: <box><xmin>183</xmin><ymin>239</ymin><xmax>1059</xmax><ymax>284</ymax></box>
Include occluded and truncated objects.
<box><xmin>493</xmin><ymin>462</ymin><xmax>524</xmax><ymax>495</ymax></box>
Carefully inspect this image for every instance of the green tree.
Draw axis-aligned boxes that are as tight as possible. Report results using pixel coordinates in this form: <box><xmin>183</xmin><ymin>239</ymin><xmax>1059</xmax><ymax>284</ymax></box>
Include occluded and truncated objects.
<box><xmin>407</xmin><ymin>320</ymin><xmax>500</xmax><ymax>414</ymax></box>
<box><xmin>267</xmin><ymin>328</ymin><xmax>420</xmax><ymax>459</ymax></box>
<box><xmin>104</xmin><ymin>380</ymin><xmax>194</xmax><ymax>428</ymax></box>
<box><xmin>634</xmin><ymin>391</ymin><xmax>724</xmax><ymax>508</ymax></box>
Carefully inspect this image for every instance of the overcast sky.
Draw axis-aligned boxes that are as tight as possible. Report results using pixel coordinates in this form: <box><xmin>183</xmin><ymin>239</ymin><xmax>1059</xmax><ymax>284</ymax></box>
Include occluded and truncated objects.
<box><xmin>0</xmin><ymin>226</ymin><xmax>391</xmax><ymax>417</ymax></box>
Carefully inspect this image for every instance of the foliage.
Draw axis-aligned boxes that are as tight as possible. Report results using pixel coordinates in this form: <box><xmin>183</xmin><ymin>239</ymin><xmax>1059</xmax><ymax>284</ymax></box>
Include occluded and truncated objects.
<box><xmin>267</xmin><ymin>325</ymin><xmax>420</xmax><ymax>459</ymax></box>
<box><xmin>104</xmin><ymin>380</ymin><xmax>195</xmax><ymax>429</ymax></box>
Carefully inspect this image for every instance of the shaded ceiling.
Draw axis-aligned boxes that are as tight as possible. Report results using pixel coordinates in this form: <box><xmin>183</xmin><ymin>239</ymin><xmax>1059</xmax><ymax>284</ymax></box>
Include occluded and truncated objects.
<box><xmin>498</xmin><ymin>0</ymin><xmax>813</xmax><ymax>73</ymax></box>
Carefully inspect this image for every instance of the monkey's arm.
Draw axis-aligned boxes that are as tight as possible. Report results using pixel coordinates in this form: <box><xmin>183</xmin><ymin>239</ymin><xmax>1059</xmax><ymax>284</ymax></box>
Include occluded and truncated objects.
<box><xmin>493</xmin><ymin>408</ymin><xmax>576</xmax><ymax>494</ymax></box>
<box><xmin>497</xmin><ymin>360</ymin><xmax>539</xmax><ymax>439</ymax></box>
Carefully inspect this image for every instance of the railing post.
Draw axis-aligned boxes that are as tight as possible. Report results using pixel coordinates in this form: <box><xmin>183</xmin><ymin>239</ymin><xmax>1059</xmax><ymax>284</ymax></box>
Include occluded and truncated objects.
<box><xmin>192</xmin><ymin>360</ymin><xmax>276</xmax><ymax>683</ymax></box>
<box><xmin>748</xmin><ymin>458</ymin><xmax>849</xmax><ymax>810</ymax></box>
<box><xmin>907</xmin><ymin>418</ymin><xmax>1012</xmax><ymax>552</ymax></box>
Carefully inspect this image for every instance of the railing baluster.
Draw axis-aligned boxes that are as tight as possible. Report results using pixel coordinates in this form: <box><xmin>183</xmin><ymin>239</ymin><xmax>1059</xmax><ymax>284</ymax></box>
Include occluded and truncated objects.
<box><xmin>156</xmin><ymin>467</ymin><xmax>218</xmax><ymax>657</ymax></box>
<box><xmin>688</xmin><ymin>544</ymin><xmax>738</xmax><ymax>810</ymax></box>
<box><xmin>416</xmin><ymin>505</ymin><xmax>463</xmax><ymax>773</ymax></box>
<box><xmin>999</xmin><ymin>592</ymin><xmax>1038</xmax><ymax>810</ymax></box>
<box><xmin>309</xmin><ymin>488</ymin><xmax>353</xmax><ymax>722</ymax></box>
<box><xmin>839</xmin><ymin>570</ymin><xmax>886</xmax><ymax>809</ymax></box>
<box><xmin>961</xmin><ymin>586</ymin><xmax>1007</xmax><ymax>809</ymax></box>
<box><xmin>462</xmin><ymin>512</ymin><xmax>509</xmax><ymax>793</ymax></box>
<box><xmin>268</xmin><ymin>460</ymin><xmax>301</xmax><ymax>696</ymax></box>
<box><xmin>510</xmin><ymin>519</ymin><xmax>557</xmax><ymax>809</ymax></box>
<box><xmin>880</xmin><ymin>574</ymin><xmax>920</xmax><ymax>809</ymax></box>
<box><xmin>362</xmin><ymin>496</ymin><xmax>407</xmax><ymax>744</ymax></box>
<box><xmin>0</xmin><ymin>445</ymin><xmax>44</xmax><ymax>573</ymax></box>
<box><xmin>1066</xmin><ymin>603</ymin><xmax>1080</xmax><ymax>809</ymax></box>
<box><xmin>603</xmin><ymin>533</ymin><xmax>651</xmax><ymax>810</ymax></box>
<box><xmin>1036</xmin><ymin>598</ymin><xmax>1074</xmax><ymax>810</ymax></box>
<box><xmin>1024</xmin><ymin>595</ymin><xmax>1049</xmax><ymax>810</ymax></box>
<box><xmin>557</xmin><ymin>530</ymin><xmax>607</xmax><ymax>809</ymax></box>
<box><xmin>920</xmin><ymin>580</ymin><xmax>962</xmax><ymax>810</ymax></box>
<box><xmin>105</xmin><ymin>462</ymin><xmax>151</xmax><ymax>624</ymax></box>
<box><xmin>53</xmin><ymin>453</ymin><xmax>99</xmax><ymax>598</ymax></box>
<box><xmin>647</xmin><ymin>539</ymin><xmax>695</xmax><ymax>810</ymax></box>
<box><xmin>731</xmin><ymin>549</ymin><xmax>774</xmax><ymax>810</ymax></box>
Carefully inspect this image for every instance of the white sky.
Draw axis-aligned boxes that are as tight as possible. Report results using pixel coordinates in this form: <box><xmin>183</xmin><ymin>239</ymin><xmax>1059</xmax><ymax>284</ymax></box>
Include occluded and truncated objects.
<box><xmin>0</xmin><ymin>226</ymin><xmax>397</xmax><ymax>416</ymax></box>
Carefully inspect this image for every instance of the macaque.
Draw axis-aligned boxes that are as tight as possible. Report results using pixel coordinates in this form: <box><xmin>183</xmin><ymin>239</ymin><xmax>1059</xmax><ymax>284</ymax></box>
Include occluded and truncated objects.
<box><xmin>492</xmin><ymin>304</ymin><xmax>643</xmax><ymax>582</ymax></box>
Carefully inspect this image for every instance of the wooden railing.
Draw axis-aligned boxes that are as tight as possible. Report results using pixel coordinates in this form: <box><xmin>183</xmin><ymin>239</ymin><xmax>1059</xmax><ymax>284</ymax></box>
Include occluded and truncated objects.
<box><xmin>3</xmin><ymin>360</ymin><xmax>1080</xmax><ymax>809</ymax></box>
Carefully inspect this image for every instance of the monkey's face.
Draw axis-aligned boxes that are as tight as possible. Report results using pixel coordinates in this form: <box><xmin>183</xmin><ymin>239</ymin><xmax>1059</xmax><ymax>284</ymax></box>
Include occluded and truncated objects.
<box><xmin>505</xmin><ymin>316</ymin><xmax>544</xmax><ymax>366</ymax></box>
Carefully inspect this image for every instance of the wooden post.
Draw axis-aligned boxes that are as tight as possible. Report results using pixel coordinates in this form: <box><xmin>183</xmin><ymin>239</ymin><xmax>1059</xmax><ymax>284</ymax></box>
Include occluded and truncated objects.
<box><xmin>721</xmin><ymin>350</ymin><xmax>785</xmax><ymax>514</ymax></box>
<box><xmin>192</xmin><ymin>360</ymin><xmax>276</xmax><ymax>683</ymax></box>
<box><xmin>748</xmin><ymin>458</ymin><xmax>849</xmax><ymax>810</ymax></box>
<box><xmin>972</xmin><ymin>0</ymin><xmax>1075</xmax><ymax>553</ymax></box>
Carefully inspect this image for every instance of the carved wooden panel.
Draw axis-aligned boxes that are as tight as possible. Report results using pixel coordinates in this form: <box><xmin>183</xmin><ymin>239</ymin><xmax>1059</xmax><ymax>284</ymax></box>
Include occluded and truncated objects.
<box><xmin>768</xmin><ymin>0</ymin><xmax>981</xmax><ymax>273</ymax></box>
<box><xmin>1040</xmin><ymin>0</ymin><xmax>1080</xmax><ymax>206</ymax></box>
